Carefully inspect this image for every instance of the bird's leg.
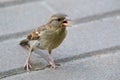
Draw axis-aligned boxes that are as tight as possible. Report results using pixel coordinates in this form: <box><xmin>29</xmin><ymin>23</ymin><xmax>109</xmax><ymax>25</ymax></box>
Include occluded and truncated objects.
<box><xmin>24</xmin><ymin>47</ymin><xmax>33</xmax><ymax>71</ymax></box>
<box><xmin>24</xmin><ymin>45</ymin><xmax>30</xmax><ymax>50</ymax></box>
<box><xmin>48</xmin><ymin>50</ymin><xmax>56</xmax><ymax>68</ymax></box>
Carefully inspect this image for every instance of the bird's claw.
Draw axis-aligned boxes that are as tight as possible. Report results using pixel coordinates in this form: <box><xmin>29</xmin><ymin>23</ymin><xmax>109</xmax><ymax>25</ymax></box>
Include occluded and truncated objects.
<box><xmin>49</xmin><ymin>61</ymin><xmax>56</xmax><ymax>68</ymax></box>
<box><xmin>24</xmin><ymin>62</ymin><xmax>32</xmax><ymax>71</ymax></box>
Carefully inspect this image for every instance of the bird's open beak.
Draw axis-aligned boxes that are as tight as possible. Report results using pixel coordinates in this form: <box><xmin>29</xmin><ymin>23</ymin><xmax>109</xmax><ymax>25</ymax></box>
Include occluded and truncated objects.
<box><xmin>62</xmin><ymin>17</ymin><xmax>71</xmax><ymax>27</ymax></box>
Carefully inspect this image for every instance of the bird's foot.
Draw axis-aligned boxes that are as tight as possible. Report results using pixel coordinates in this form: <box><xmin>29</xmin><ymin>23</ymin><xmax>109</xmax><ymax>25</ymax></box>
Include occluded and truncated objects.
<box><xmin>24</xmin><ymin>62</ymin><xmax>32</xmax><ymax>71</ymax></box>
<box><xmin>49</xmin><ymin>61</ymin><xmax>56</xmax><ymax>68</ymax></box>
<box><xmin>47</xmin><ymin>63</ymin><xmax>61</xmax><ymax>68</ymax></box>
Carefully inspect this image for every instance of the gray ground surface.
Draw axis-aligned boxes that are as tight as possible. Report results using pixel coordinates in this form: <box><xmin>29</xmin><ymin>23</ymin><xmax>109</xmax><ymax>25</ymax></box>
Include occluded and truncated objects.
<box><xmin>0</xmin><ymin>0</ymin><xmax>120</xmax><ymax>80</ymax></box>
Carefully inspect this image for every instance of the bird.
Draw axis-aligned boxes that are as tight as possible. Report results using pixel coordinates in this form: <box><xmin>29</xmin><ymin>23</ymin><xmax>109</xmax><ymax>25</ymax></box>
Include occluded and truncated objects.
<box><xmin>19</xmin><ymin>13</ymin><xmax>70</xmax><ymax>71</ymax></box>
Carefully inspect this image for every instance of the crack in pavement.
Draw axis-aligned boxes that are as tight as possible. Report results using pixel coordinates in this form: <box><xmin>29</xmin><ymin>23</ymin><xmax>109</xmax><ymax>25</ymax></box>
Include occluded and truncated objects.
<box><xmin>0</xmin><ymin>63</ymin><xmax>46</xmax><ymax>79</ymax></box>
<box><xmin>0</xmin><ymin>30</ymin><xmax>32</xmax><ymax>42</ymax></box>
<box><xmin>0</xmin><ymin>45</ymin><xmax>120</xmax><ymax>79</ymax></box>
<box><xmin>0</xmin><ymin>9</ymin><xmax>120</xmax><ymax>42</ymax></box>
<box><xmin>72</xmin><ymin>9</ymin><xmax>120</xmax><ymax>25</ymax></box>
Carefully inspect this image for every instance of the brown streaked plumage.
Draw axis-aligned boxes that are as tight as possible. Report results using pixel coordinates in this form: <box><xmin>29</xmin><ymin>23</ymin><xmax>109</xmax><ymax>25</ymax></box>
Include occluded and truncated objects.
<box><xmin>20</xmin><ymin>13</ymin><xmax>70</xmax><ymax>71</ymax></box>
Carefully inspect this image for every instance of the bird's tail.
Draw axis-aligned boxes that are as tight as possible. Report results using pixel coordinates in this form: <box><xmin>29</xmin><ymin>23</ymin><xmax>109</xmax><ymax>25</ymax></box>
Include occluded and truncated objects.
<box><xmin>19</xmin><ymin>39</ymin><xmax>30</xmax><ymax>49</ymax></box>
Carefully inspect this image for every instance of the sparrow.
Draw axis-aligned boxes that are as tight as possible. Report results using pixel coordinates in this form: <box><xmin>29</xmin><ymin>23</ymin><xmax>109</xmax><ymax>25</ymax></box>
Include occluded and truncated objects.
<box><xmin>19</xmin><ymin>13</ymin><xmax>70</xmax><ymax>71</ymax></box>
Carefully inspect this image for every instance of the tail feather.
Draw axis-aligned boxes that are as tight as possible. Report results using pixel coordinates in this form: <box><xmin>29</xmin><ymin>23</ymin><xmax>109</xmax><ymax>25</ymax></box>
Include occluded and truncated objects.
<box><xmin>19</xmin><ymin>39</ymin><xmax>30</xmax><ymax>49</ymax></box>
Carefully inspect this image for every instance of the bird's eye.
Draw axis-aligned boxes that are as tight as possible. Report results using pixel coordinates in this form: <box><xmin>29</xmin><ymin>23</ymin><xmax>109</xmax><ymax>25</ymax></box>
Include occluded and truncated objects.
<box><xmin>57</xmin><ymin>18</ymin><xmax>61</xmax><ymax>21</ymax></box>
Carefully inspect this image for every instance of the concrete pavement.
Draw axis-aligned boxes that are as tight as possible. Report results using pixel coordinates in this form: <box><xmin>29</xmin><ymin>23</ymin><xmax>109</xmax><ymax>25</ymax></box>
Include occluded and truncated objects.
<box><xmin>1</xmin><ymin>48</ymin><xmax>120</xmax><ymax>80</ymax></box>
<box><xmin>0</xmin><ymin>0</ymin><xmax>120</xmax><ymax>80</ymax></box>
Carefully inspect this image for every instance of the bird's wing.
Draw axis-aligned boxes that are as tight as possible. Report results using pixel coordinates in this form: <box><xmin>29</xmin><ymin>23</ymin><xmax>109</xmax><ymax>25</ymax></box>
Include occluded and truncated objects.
<box><xmin>27</xmin><ymin>25</ymin><xmax>49</xmax><ymax>40</ymax></box>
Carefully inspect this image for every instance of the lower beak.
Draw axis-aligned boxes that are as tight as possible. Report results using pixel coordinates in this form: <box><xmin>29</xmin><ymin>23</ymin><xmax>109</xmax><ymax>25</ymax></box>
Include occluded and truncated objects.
<box><xmin>63</xmin><ymin>21</ymin><xmax>70</xmax><ymax>27</ymax></box>
<box><xmin>63</xmin><ymin>17</ymin><xmax>71</xmax><ymax>27</ymax></box>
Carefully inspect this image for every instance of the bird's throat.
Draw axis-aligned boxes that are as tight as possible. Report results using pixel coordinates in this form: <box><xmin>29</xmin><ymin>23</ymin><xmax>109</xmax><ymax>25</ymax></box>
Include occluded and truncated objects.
<box><xmin>56</xmin><ymin>27</ymin><xmax>66</xmax><ymax>35</ymax></box>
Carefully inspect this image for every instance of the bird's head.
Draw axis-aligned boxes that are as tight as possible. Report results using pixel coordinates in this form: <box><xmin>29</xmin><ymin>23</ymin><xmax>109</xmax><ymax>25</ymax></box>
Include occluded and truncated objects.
<box><xmin>48</xmin><ymin>13</ymin><xmax>71</xmax><ymax>30</ymax></box>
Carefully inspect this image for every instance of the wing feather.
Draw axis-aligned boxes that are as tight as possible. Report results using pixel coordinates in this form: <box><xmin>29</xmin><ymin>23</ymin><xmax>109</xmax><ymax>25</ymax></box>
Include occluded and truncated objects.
<box><xmin>27</xmin><ymin>25</ymin><xmax>48</xmax><ymax>40</ymax></box>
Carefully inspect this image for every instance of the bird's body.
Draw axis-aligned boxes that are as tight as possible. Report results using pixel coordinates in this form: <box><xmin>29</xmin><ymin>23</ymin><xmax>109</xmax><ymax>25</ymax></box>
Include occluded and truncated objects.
<box><xmin>37</xmin><ymin>26</ymin><xmax>66</xmax><ymax>50</ymax></box>
<box><xmin>20</xmin><ymin>14</ymin><xmax>70</xmax><ymax>71</ymax></box>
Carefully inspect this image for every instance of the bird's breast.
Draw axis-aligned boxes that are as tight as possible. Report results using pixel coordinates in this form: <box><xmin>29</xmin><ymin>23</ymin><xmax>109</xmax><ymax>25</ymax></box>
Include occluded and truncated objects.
<box><xmin>38</xmin><ymin>28</ymin><xmax>67</xmax><ymax>50</ymax></box>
